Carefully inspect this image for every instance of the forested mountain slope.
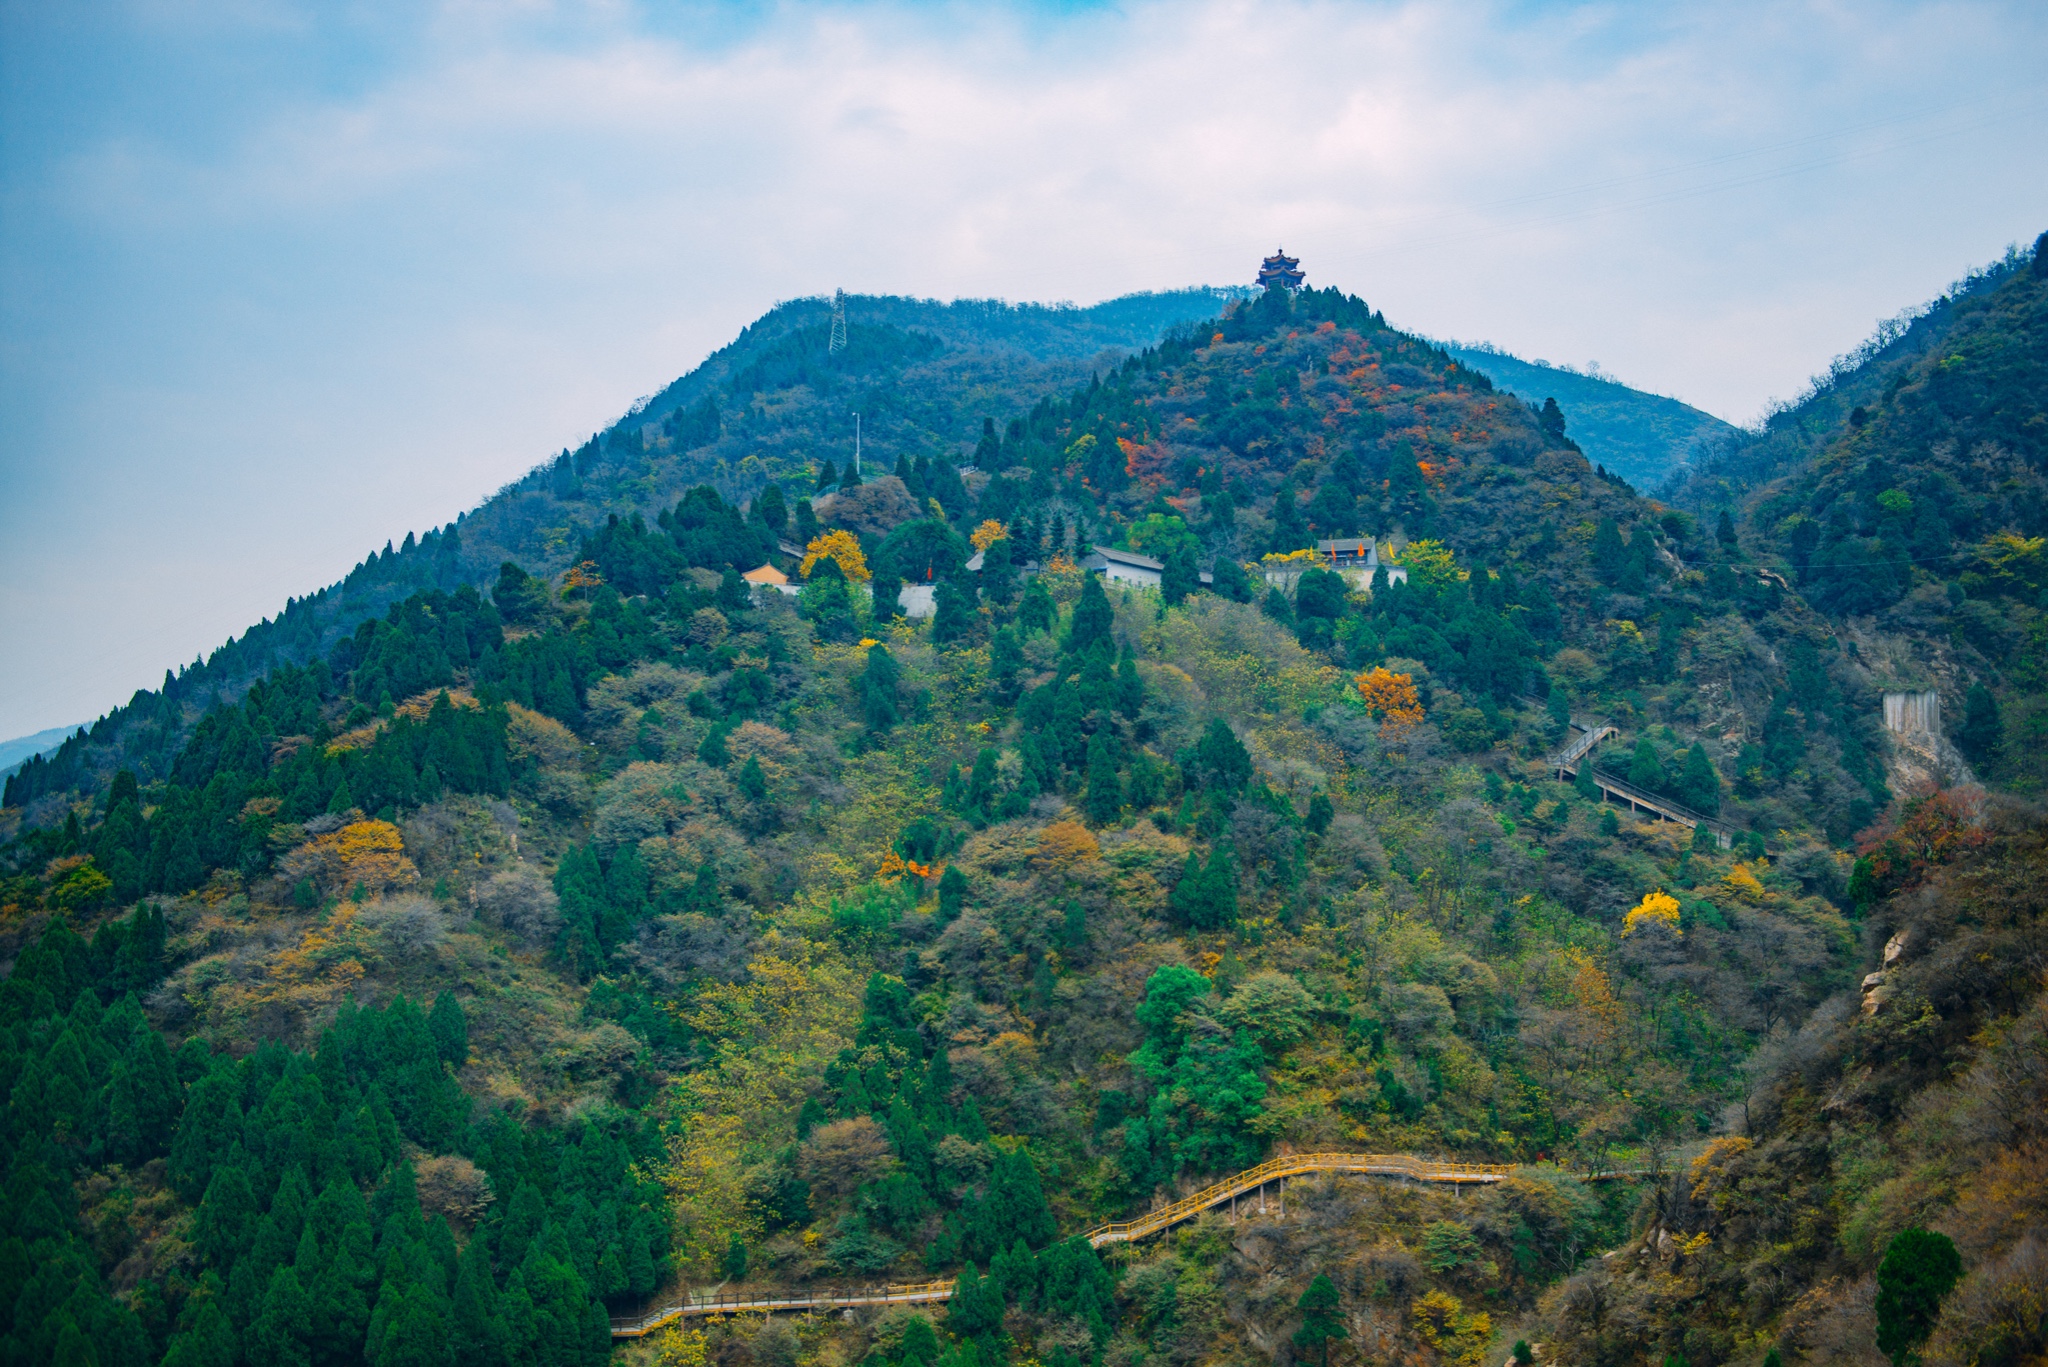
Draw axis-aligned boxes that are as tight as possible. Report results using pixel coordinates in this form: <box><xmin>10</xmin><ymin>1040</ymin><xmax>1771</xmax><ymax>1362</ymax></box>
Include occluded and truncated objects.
<box><xmin>3</xmin><ymin>266</ymin><xmax>2037</xmax><ymax>1367</ymax></box>
<box><xmin>1667</xmin><ymin>234</ymin><xmax>2048</xmax><ymax>795</ymax></box>
<box><xmin>1</xmin><ymin>288</ymin><xmax>1244</xmax><ymax>828</ymax></box>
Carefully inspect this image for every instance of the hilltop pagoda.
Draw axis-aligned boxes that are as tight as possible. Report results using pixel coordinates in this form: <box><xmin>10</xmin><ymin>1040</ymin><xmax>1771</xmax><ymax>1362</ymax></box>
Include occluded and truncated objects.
<box><xmin>1257</xmin><ymin>248</ymin><xmax>1305</xmax><ymax>291</ymax></box>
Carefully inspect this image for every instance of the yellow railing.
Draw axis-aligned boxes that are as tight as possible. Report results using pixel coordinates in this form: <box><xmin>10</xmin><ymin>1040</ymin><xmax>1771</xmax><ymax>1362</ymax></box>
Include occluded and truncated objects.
<box><xmin>610</xmin><ymin>1152</ymin><xmax>1514</xmax><ymax>1337</ymax></box>
<box><xmin>1081</xmin><ymin>1151</ymin><xmax>1511</xmax><ymax>1246</ymax></box>
<box><xmin>611</xmin><ymin>1280</ymin><xmax>959</xmax><ymax>1338</ymax></box>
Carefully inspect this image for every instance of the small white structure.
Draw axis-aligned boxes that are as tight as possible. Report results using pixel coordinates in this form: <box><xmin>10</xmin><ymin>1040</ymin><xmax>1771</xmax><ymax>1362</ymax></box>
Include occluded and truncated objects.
<box><xmin>1082</xmin><ymin>547</ymin><xmax>1164</xmax><ymax>590</ymax></box>
<box><xmin>1261</xmin><ymin>537</ymin><xmax>1407</xmax><ymax>592</ymax></box>
<box><xmin>897</xmin><ymin>584</ymin><xmax>938</xmax><ymax>619</ymax></box>
<box><xmin>1883</xmin><ymin>691</ymin><xmax>1940</xmax><ymax>737</ymax></box>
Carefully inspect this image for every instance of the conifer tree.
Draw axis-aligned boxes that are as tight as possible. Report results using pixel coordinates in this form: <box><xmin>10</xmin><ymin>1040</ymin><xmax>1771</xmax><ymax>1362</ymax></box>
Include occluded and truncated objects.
<box><xmin>1210</xmin><ymin>555</ymin><xmax>1254</xmax><ymax>603</ymax></box>
<box><xmin>428</xmin><ymin>991</ymin><xmax>467</xmax><ymax>1067</ymax></box>
<box><xmin>1292</xmin><ymin>1274</ymin><xmax>1347</xmax><ymax>1367</ymax></box>
<box><xmin>859</xmin><ymin>645</ymin><xmax>902</xmax><ymax>733</ymax></box>
<box><xmin>1678</xmin><ymin>743</ymin><xmax>1720</xmax><ymax>814</ymax></box>
<box><xmin>1876</xmin><ymin>1228</ymin><xmax>1962</xmax><ymax>1365</ymax></box>
<box><xmin>1067</xmin><ymin>574</ymin><xmax>1113</xmax><ymax>655</ymax></box>
<box><xmin>161</xmin><ymin>1300</ymin><xmax>237</xmax><ymax>1367</ymax></box>
<box><xmin>1592</xmin><ymin>517</ymin><xmax>1628</xmax><ymax>584</ymax></box>
<box><xmin>1958</xmin><ymin>683</ymin><xmax>2001</xmax><ymax>762</ymax></box>
<box><xmin>1115</xmin><ymin>644</ymin><xmax>1146</xmax><ymax>720</ymax></box>
<box><xmin>990</xmin><ymin>628</ymin><xmax>1024</xmax><ymax>704</ymax></box>
<box><xmin>937</xmin><ymin>866</ymin><xmax>969</xmax><ymax>924</ymax></box>
<box><xmin>1084</xmin><ymin>735</ymin><xmax>1123</xmax><ymax>826</ymax></box>
<box><xmin>723</xmin><ymin>1232</ymin><xmax>750</xmax><ymax>1281</ymax></box>
<box><xmin>932</xmin><ymin>578</ymin><xmax>977</xmax><ymax>645</ymax></box>
<box><xmin>1162</xmin><ymin>541</ymin><xmax>1201</xmax><ymax>606</ymax></box>
<box><xmin>1017</xmin><ymin>578</ymin><xmax>1056</xmax><ymax>637</ymax></box>
<box><xmin>1629</xmin><ymin>736</ymin><xmax>1668</xmax><ymax>794</ymax></box>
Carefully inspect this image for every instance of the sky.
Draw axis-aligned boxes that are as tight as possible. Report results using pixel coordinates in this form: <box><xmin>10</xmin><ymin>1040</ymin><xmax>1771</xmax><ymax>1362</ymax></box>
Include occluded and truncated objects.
<box><xmin>2</xmin><ymin>0</ymin><xmax>2045</xmax><ymax>743</ymax></box>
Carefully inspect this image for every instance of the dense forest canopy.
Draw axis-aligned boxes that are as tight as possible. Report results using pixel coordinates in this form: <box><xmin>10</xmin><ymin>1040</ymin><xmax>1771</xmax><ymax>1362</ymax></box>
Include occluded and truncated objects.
<box><xmin>3</xmin><ymin>242</ymin><xmax>2045</xmax><ymax>1367</ymax></box>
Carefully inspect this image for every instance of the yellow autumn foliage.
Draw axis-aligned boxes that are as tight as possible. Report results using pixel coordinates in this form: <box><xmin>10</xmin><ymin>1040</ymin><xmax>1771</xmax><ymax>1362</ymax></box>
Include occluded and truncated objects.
<box><xmin>971</xmin><ymin>519</ymin><xmax>1008</xmax><ymax>552</ymax></box>
<box><xmin>332</xmin><ymin>820</ymin><xmax>418</xmax><ymax>893</ymax></box>
<box><xmin>799</xmin><ymin>530</ymin><xmax>870</xmax><ymax>583</ymax></box>
<box><xmin>1033</xmin><ymin>821</ymin><xmax>1101</xmax><ymax>872</ymax></box>
<box><xmin>1623</xmin><ymin>889</ymin><xmax>1683</xmax><ymax>936</ymax></box>
<box><xmin>655</xmin><ymin>1327</ymin><xmax>708</xmax><ymax>1367</ymax></box>
<box><xmin>1395</xmin><ymin>538</ymin><xmax>1464</xmax><ymax>593</ymax></box>
<box><xmin>1724</xmin><ymin>861</ymin><xmax>1768</xmax><ymax>902</ymax></box>
<box><xmin>1412</xmin><ymin>1289</ymin><xmax>1492</xmax><ymax>1367</ymax></box>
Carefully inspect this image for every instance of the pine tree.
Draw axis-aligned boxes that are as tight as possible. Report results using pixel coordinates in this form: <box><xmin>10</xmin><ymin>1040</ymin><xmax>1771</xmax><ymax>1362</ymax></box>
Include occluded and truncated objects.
<box><xmin>161</xmin><ymin>1300</ymin><xmax>237</xmax><ymax>1367</ymax></box>
<box><xmin>195</xmin><ymin>1156</ymin><xmax>258</xmax><ymax>1265</ymax></box>
<box><xmin>932</xmin><ymin>578</ymin><xmax>977</xmax><ymax>645</ymax></box>
<box><xmin>428</xmin><ymin>992</ymin><xmax>467</xmax><ymax>1067</ymax></box>
<box><xmin>990</xmin><ymin>628</ymin><xmax>1024</xmax><ymax>705</ymax></box>
<box><xmin>858</xmin><ymin>644</ymin><xmax>902</xmax><ymax>733</ymax></box>
<box><xmin>1292</xmin><ymin>1274</ymin><xmax>1347</xmax><ymax>1367</ymax></box>
<box><xmin>1210</xmin><ymin>555</ymin><xmax>1254</xmax><ymax>603</ymax></box>
<box><xmin>1067</xmin><ymin>574</ymin><xmax>1113</xmax><ymax>655</ymax></box>
<box><xmin>947</xmin><ymin>1263</ymin><xmax>1004</xmax><ymax>1340</ymax></box>
<box><xmin>1876</xmin><ymin>1228</ymin><xmax>1962</xmax><ymax>1365</ymax></box>
<box><xmin>1017</xmin><ymin>578</ymin><xmax>1056</xmax><ymax>637</ymax></box>
<box><xmin>757</xmin><ymin>483</ymin><xmax>788</xmax><ymax>536</ymax></box>
<box><xmin>451</xmin><ymin>1242</ymin><xmax>502</xmax><ymax>1367</ymax></box>
<box><xmin>1083</xmin><ymin>735</ymin><xmax>1123</xmax><ymax>826</ymax></box>
<box><xmin>737</xmin><ymin>755</ymin><xmax>770</xmax><ymax>805</ymax></box>
<box><xmin>252</xmin><ymin>1267</ymin><xmax>315</xmax><ymax>1367</ymax></box>
<box><xmin>1716</xmin><ymin>509</ymin><xmax>1738</xmax><ymax>545</ymax></box>
<box><xmin>723</xmin><ymin>1232</ymin><xmax>749</xmax><ymax>1281</ymax></box>
<box><xmin>1115</xmin><ymin>645</ymin><xmax>1146</xmax><ymax>720</ymax></box>
<box><xmin>1958</xmin><ymin>683</ymin><xmax>2001</xmax><ymax>762</ymax></box>
<box><xmin>900</xmin><ymin>1316</ymin><xmax>940</xmax><ymax>1367</ymax></box>
<box><xmin>1628</xmin><ymin>736</ymin><xmax>1668</xmax><ymax>794</ymax></box>
<box><xmin>1592</xmin><ymin>517</ymin><xmax>1628</xmax><ymax>584</ymax></box>
<box><xmin>1678</xmin><ymin>743</ymin><xmax>1720</xmax><ymax>814</ymax></box>
<box><xmin>1161</xmin><ymin>542</ymin><xmax>1201</xmax><ymax>606</ymax></box>
<box><xmin>937</xmin><ymin>866</ymin><xmax>969</xmax><ymax>924</ymax></box>
<box><xmin>1305</xmin><ymin>793</ymin><xmax>1333</xmax><ymax>836</ymax></box>
<box><xmin>1269</xmin><ymin>477</ymin><xmax>1308</xmax><ymax>554</ymax></box>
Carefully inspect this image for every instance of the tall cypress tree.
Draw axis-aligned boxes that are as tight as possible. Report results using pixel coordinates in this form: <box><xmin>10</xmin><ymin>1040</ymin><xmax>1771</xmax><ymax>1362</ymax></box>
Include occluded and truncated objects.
<box><xmin>1084</xmin><ymin>734</ymin><xmax>1123</xmax><ymax>826</ymax></box>
<box><xmin>428</xmin><ymin>992</ymin><xmax>468</xmax><ymax>1067</ymax></box>
<box><xmin>1067</xmin><ymin>574</ymin><xmax>1113</xmax><ymax>656</ymax></box>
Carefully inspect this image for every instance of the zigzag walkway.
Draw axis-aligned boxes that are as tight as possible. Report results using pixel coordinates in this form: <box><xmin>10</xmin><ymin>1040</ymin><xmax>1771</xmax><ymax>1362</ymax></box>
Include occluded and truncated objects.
<box><xmin>610</xmin><ymin>1152</ymin><xmax>1512</xmax><ymax>1338</ymax></box>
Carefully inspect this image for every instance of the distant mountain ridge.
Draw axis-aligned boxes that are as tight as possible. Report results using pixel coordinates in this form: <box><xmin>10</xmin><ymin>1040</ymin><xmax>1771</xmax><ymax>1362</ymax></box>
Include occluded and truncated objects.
<box><xmin>1440</xmin><ymin>342</ymin><xmax>1736</xmax><ymax>490</ymax></box>
<box><xmin>0</xmin><ymin>725</ymin><xmax>79</xmax><ymax>782</ymax></box>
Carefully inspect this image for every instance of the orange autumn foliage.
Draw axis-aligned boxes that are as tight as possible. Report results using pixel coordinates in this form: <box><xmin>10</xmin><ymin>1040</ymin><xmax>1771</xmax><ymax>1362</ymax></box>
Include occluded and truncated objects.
<box><xmin>1355</xmin><ymin>666</ymin><xmax>1424</xmax><ymax>742</ymax></box>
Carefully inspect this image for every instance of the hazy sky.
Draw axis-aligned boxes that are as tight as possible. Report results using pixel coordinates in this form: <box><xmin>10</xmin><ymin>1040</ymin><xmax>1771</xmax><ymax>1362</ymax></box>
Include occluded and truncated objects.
<box><xmin>3</xmin><ymin>0</ymin><xmax>2045</xmax><ymax>742</ymax></box>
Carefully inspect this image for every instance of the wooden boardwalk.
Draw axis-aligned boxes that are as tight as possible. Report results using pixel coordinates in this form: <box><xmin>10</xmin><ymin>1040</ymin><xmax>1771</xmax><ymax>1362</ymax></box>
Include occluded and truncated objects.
<box><xmin>608</xmin><ymin>1152</ymin><xmax>1512</xmax><ymax>1338</ymax></box>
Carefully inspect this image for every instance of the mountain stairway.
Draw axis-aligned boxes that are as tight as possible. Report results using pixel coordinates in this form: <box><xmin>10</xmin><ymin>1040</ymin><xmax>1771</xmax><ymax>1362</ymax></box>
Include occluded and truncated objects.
<box><xmin>1544</xmin><ymin>713</ymin><xmax>1732</xmax><ymax>849</ymax></box>
<box><xmin>609</xmin><ymin>1152</ymin><xmax>1513</xmax><ymax>1338</ymax></box>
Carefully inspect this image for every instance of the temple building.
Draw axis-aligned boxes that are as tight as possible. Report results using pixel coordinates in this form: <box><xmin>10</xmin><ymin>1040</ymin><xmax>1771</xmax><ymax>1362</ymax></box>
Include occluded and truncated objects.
<box><xmin>1257</xmin><ymin>249</ymin><xmax>1305</xmax><ymax>290</ymax></box>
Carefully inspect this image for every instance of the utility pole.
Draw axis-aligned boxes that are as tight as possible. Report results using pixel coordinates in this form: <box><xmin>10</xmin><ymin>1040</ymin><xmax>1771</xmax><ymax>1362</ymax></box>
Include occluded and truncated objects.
<box><xmin>829</xmin><ymin>288</ymin><xmax>848</xmax><ymax>354</ymax></box>
<box><xmin>854</xmin><ymin>412</ymin><xmax>861</xmax><ymax>477</ymax></box>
